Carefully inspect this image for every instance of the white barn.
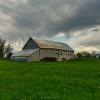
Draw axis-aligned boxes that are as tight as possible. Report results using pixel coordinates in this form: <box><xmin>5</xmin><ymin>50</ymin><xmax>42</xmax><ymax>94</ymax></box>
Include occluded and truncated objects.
<box><xmin>12</xmin><ymin>37</ymin><xmax>74</xmax><ymax>62</ymax></box>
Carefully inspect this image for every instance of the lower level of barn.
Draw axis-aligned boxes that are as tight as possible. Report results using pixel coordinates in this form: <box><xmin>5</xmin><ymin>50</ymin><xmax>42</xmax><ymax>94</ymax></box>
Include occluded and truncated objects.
<box><xmin>11</xmin><ymin>48</ymin><xmax>74</xmax><ymax>62</ymax></box>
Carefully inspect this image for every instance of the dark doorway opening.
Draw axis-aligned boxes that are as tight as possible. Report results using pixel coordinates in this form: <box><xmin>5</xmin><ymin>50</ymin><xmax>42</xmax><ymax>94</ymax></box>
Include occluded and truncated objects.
<box><xmin>41</xmin><ymin>57</ymin><xmax>57</xmax><ymax>61</ymax></box>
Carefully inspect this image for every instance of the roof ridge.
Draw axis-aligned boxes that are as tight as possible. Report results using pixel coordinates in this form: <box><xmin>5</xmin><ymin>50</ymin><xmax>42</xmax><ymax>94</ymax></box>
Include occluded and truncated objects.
<box><xmin>31</xmin><ymin>37</ymin><xmax>74</xmax><ymax>51</ymax></box>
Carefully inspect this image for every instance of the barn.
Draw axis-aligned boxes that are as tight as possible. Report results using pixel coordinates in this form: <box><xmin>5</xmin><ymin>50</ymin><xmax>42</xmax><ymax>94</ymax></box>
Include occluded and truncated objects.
<box><xmin>11</xmin><ymin>37</ymin><xmax>74</xmax><ymax>62</ymax></box>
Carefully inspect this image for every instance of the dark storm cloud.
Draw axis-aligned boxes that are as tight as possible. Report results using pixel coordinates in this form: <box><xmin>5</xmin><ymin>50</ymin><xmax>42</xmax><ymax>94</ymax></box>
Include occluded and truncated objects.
<box><xmin>1</xmin><ymin>0</ymin><xmax>100</xmax><ymax>37</ymax></box>
<box><xmin>0</xmin><ymin>0</ymin><xmax>100</xmax><ymax>50</ymax></box>
<box><xmin>53</xmin><ymin>0</ymin><xmax>100</xmax><ymax>33</ymax></box>
<box><xmin>0</xmin><ymin>0</ymin><xmax>85</xmax><ymax>39</ymax></box>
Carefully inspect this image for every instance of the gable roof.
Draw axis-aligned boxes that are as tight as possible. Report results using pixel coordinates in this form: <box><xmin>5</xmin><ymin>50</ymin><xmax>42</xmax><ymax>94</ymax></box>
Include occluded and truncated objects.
<box><xmin>32</xmin><ymin>37</ymin><xmax>74</xmax><ymax>51</ymax></box>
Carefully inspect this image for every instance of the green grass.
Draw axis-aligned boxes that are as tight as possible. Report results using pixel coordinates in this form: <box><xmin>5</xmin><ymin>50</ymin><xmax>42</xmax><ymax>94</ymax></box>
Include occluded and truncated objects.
<box><xmin>0</xmin><ymin>58</ymin><xmax>100</xmax><ymax>100</ymax></box>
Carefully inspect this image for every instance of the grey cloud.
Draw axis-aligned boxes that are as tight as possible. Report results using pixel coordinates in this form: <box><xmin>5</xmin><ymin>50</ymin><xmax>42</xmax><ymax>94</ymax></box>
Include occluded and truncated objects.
<box><xmin>0</xmin><ymin>0</ymin><xmax>100</xmax><ymax>50</ymax></box>
<box><xmin>79</xmin><ymin>31</ymin><xmax>100</xmax><ymax>47</ymax></box>
<box><xmin>0</xmin><ymin>0</ymin><xmax>85</xmax><ymax>38</ymax></box>
<box><xmin>53</xmin><ymin>0</ymin><xmax>100</xmax><ymax>33</ymax></box>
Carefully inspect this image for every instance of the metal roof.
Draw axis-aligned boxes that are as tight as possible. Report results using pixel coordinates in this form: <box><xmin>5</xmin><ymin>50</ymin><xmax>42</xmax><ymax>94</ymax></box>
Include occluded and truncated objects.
<box><xmin>33</xmin><ymin>38</ymin><xmax>74</xmax><ymax>51</ymax></box>
<box><xmin>58</xmin><ymin>42</ymin><xmax>74</xmax><ymax>51</ymax></box>
<box><xmin>12</xmin><ymin>49</ymin><xmax>39</xmax><ymax>57</ymax></box>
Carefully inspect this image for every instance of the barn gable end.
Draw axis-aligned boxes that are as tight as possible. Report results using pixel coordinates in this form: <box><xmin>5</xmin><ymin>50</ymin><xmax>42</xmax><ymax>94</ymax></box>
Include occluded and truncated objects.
<box><xmin>22</xmin><ymin>37</ymin><xmax>39</xmax><ymax>50</ymax></box>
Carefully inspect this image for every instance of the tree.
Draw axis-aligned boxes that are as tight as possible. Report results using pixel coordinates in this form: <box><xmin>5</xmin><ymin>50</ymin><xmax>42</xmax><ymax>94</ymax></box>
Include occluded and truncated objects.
<box><xmin>76</xmin><ymin>53</ymin><xmax>83</xmax><ymax>58</ymax></box>
<box><xmin>81</xmin><ymin>51</ymin><xmax>91</xmax><ymax>57</ymax></box>
<box><xmin>91</xmin><ymin>51</ymin><xmax>96</xmax><ymax>57</ymax></box>
<box><xmin>5</xmin><ymin>44</ymin><xmax>13</xmax><ymax>59</ymax></box>
<box><xmin>0</xmin><ymin>38</ymin><xmax>5</xmax><ymax>59</ymax></box>
<box><xmin>76</xmin><ymin>51</ymin><xmax>91</xmax><ymax>58</ymax></box>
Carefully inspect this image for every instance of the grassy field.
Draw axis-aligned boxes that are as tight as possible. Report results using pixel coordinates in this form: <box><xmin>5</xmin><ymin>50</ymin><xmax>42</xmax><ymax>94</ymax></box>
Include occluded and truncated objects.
<box><xmin>0</xmin><ymin>59</ymin><xmax>100</xmax><ymax>100</ymax></box>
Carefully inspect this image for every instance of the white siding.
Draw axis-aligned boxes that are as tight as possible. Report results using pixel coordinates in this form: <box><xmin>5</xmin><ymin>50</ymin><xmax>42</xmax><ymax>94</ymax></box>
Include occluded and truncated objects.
<box><xmin>13</xmin><ymin>48</ymin><xmax>74</xmax><ymax>62</ymax></box>
<box><xmin>38</xmin><ymin>48</ymin><xmax>74</xmax><ymax>61</ymax></box>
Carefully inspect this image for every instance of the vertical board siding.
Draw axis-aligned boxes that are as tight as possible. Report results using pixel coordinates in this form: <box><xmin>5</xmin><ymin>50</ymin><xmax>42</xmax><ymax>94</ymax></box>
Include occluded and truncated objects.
<box><xmin>37</xmin><ymin>48</ymin><xmax>74</xmax><ymax>61</ymax></box>
<box><xmin>13</xmin><ymin>49</ymin><xmax>74</xmax><ymax>62</ymax></box>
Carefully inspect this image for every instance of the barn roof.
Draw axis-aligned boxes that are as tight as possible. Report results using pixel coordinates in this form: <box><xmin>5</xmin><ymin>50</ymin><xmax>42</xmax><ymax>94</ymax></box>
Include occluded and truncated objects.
<box><xmin>33</xmin><ymin>38</ymin><xmax>74</xmax><ymax>51</ymax></box>
<box><xmin>12</xmin><ymin>49</ymin><xmax>39</xmax><ymax>57</ymax></box>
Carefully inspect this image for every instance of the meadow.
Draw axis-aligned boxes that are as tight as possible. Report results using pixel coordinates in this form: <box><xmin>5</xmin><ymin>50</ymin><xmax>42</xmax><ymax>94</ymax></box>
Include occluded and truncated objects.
<box><xmin>0</xmin><ymin>58</ymin><xmax>100</xmax><ymax>100</ymax></box>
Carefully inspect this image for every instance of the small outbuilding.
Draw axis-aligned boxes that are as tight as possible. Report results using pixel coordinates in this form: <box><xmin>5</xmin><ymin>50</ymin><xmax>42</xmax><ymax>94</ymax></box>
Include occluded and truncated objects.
<box><xmin>11</xmin><ymin>37</ymin><xmax>74</xmax><ymax>62</ymax></box>
<box><xmin>96</xmin><ymin>54</ymin><xmax>100</xmax><ymax>58</ymax></box>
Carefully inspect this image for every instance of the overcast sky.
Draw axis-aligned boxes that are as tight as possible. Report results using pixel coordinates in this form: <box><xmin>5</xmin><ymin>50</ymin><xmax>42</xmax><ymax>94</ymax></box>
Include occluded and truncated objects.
<box><xmin>0</xmin><ymin>0</ymin><xmax>100</xmax><ymax>52</ymax></box>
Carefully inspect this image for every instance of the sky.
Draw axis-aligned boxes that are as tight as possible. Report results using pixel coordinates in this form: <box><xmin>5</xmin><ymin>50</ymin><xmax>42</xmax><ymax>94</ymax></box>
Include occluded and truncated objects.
<box><xmin>0</xmin><ymin>0</ymin><xmax>100</xmax><ymax>52</ymax></box>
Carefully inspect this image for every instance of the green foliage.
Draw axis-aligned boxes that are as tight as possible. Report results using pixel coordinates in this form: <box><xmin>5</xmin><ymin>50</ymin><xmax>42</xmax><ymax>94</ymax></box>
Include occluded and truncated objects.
<box><xmin>5</xmin><ymin>44</ymin><xmax>13</xmax><ymax>59</ymax></box>
<box><xmin>0</xmin><ymin>39</ymin><xmax>5</xmax><ymax>59</ymax></box>
<box><xmin>76</xmin><ymin>51</ymin><xmax>94</xmax><ymax>58</ymax></box>
<box><xmin>0</xmin><ymin>59</ymin><xmax>100</xmax><ymax>99</ymax></box>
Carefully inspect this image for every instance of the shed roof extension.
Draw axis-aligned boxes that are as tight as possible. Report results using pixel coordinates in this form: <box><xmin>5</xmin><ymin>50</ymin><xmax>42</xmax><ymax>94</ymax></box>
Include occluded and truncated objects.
<box><xmin>12</xmin><ymin>49</ymin><xmax>39</xmax><ymax>57</ymax></box>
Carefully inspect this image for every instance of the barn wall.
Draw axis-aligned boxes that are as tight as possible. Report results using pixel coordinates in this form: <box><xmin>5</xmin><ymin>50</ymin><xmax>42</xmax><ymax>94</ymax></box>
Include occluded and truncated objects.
<box><xmin>66</xmin><ymin>51</ymin><xmax>74</xmax><ymax>60</ymax></box>
<box><xmin>11</xmin><ymin>56</ymin><xmax>28</xmax><ymax>62</ymax></box>
<box><xmin>12</xmin><ymin>49</ymin><xmax>74</xmax><ymax>62</ymax></box>
<box><xmin>39</xmin><ymin>48</ymin><xmax>74</xmax><ymax>61</ymax></box>
<box><xmin>28</xmin><ymin>50</ymin><xmax>40</xmax><ymax>61</ymax></box>
<box><xmin>39</xmin><ymin>48</ymin><xmax>60</xmax><ymax>59</ymax></box>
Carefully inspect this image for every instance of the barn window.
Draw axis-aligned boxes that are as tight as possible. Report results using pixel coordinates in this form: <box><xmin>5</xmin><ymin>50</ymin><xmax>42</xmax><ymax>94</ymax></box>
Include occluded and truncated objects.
<box><xmin>56</xmin><ymin>53</ymin><xmax>59</xmax><ymax>57</ymax></box>
<box><xmin>60</xmin><ymin>52</ymin><xmax>62</xmax><ymax>56</ymax></box>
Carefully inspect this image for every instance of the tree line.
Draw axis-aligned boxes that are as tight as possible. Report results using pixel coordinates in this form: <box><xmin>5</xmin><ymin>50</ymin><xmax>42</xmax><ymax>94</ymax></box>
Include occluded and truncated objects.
<box><xmin>75</xmin><ymin>51</ymin><xmax>96</xmax><ymax>58</ymax></box>
<box><xmin>0</xmin><ymin>38</ymin><xmax>12</xmax><ymax>59</ymax></box>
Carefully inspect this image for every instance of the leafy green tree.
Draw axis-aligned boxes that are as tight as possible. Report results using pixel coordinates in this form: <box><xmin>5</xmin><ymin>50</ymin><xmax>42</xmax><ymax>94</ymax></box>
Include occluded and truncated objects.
<box><xmin>5</xmin><ymin>44</ymin><xmax>13</xmax><ymax>59</ymax></box>
<box><xmin>76</xmin><ymin>53</ymin><xmax>83</xmax><ymax>58</ymax></box>
<box><xmin>81</xmin><ymin>51</ymin><xmax>91</xmax><ymax>57</ymax></box>
<box><xmin>0</xmin><ymin>38</ymin><xmax>5</xmax><ymax>59</ymax></box>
